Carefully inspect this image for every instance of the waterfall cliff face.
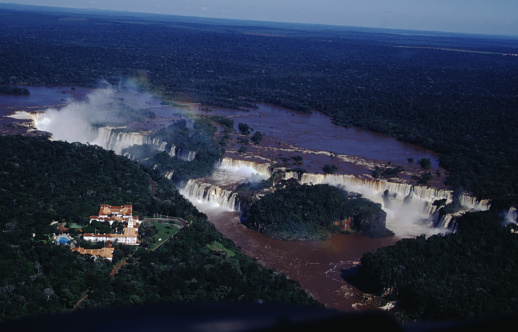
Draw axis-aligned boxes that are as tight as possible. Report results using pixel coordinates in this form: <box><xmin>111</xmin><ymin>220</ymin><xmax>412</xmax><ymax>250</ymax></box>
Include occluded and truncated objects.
<box><xmin>92</xmin><ymin>127</ymin><xmax>160</xmax><ymax>155</ymax></box>
<box><xmin>178</xmin><ymin>157</ymin><xmax>272</xmax><ymax>212</ymax></box>
<box><xmin>177</xmin><ymin>157</ymin><xmax>491</xmax><ymax>237</ymax></box>
<box><xmin>180</xmin><ymin>179</ymin><xmax>241</xmax><ymax>212</ymax></box>
<box><xmin>168</xmin><ymin>145</ymin><xmax>196</xmax><ymax>161</ymax></box>
<box><xmin>216</xmin><ymin>157</ymin><xmax>272</xmax><ymax>179</ymax></box>
<box><xmin>92</xmin><ymin>127</ymin><xmax>199</xmax><ymax>161</ymax></box>
<box><xmin>296</xmin><ymin>172</ymin><xmax>490</xmax><ymax>236</ymax></box>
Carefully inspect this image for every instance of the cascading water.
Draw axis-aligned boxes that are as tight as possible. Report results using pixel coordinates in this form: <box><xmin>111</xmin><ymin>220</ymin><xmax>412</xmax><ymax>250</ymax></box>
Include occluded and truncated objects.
<box><xmin>92</xmin><ymin>127</ymin><xmax>154</xmax><ymax>154</ymax></box>
<box><xmin>179</xmin><ymin>157</ymin><xmax>491</xmax><ymax>238</ymax></box>
<box><xmin>503</xmin><ymin>207</ymin><xmax>517</xmax><ymax>225</ymax></box>
<box><xmin>214</xmin><ymin>158</ymin><xmax>272</xmax><ymax>184</ymax></box>
<box><xmin>8</xmin><ymin>87</ymin><xmax>493</xmax><ymax>238</ymax></box>
<box><xmin>295</xmin><ymin>172</ymin><xmax>490</xmax><ymax>237</ymax></box>
<box><xmin>180</xmin><ymin>180</ymin><xmax>241</xmax><ymax>212</ymax></box>
<box><xmin>168</xmin><ymin>144</ymin><xmax>196</xmax><ymax>161</ymax></box>
<box><xmin>179</xmin><ymin>157</ymin><xmax>272</xmax><ymax>212</ymax></box>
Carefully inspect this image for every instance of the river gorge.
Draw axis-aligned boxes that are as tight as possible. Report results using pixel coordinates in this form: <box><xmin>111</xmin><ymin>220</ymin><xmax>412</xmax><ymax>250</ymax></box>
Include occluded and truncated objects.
<box><xmin>1</xmin><ymin>85</ymin><xmax>492</xmax><ymax>312</ymax></box>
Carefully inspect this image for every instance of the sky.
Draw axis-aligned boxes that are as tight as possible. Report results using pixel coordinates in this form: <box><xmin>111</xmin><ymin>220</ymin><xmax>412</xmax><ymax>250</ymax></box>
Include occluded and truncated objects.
<box><xmin>2</xmin><ymin>0</ymin><xmax>517</xmax><ymax>36</ymax></box>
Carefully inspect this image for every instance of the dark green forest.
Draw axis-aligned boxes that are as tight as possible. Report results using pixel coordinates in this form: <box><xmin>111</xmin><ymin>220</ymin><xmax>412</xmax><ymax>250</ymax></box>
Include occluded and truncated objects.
<box><xmin>2</xmin><ymin>6</ymin><xmax>518</xmax><ymax>323</ymax></box>
<box><xmin>353</xmin><ymin>211</ymin><xmax>518</xmax><ymax>322</ymax></box>
<box><xmin>122</xmin><ymin>118</ymin><xmax>225</xmax><ymax>182</ymax></box>
<box><xmin>1</xmin><ymin>7</ymin><xmax>518</xmax><ymax>205</ymax></box>
<box><xmin>0</xmin><ymin>136</ymin><xmax>318</xmax><ymax>321</ymax></box>
<box><xmin>244</xmin><ymin>181</ymin><xmax>392</xmax><ymax>240</ymax></box>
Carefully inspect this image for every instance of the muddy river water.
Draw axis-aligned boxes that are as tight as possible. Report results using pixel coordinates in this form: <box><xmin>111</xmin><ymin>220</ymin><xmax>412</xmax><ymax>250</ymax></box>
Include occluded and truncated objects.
<box><xmin>1</xmin><ymin>86</ymin><xmax>445</xmax><ymax>312</ymax></box>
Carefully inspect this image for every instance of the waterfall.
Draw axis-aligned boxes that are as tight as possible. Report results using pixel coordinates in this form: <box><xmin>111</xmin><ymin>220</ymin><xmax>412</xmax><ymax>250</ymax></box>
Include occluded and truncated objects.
<box><xmin>296</xmin><ymin>172</ymin><xmax>491</xmax><ymax>237</ymax></box>
<box><xmin>216</xmin><ymin>157</ymin><xmax>272</xmax><ymax>179</ymax></box>
<box><xmin>165</xmin><ymin>170</ymin><xmax>174</xmax><ymax>180</ymax></box>
<box><xmin>178</xmin><ymin>157</ymin><xmax>272</xmax><ymax>215</ymax></box>
<box><xmin>168</xmin><ymin>144</ymin><xmax>196</xmax><ymax>161</ymax></box>
<box><xmin>175</xmin><ymin>156</ymin><xmax>493</xmax><ymax>238</ymax></box>
<box><xmin>91</xmin><ymin>127</ymin><xmax>199</xmax><ymax>162</ymax></box>
<box><xmin>503</xmin><ymin>207</ymin><xmax>518</xmax><ymax>225</ymax></box>
<box><xmin>92</xmin><ymin>126</ymin><xmax>162</xmax><ymax>155</ymax></box>
<box><xmin>180</xmin><ymin>179</ymin><xmax>241</xmax><ymax>212</ymax></box>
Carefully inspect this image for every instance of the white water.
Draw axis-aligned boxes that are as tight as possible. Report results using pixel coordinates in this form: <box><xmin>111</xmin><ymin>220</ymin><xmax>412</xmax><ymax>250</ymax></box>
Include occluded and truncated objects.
<box><xmin>180</xmin><ymin>157</ymin><xmax>491</xmax><ymax>238</ymax></box>
<box><xmin>8</xmin><ymin>88</ymin><xmax>196</xmax><ymax>159</ymax></box>
<box><xmin>7</xmin><ymin>87</ymin><xmax>493</xmax><ymax>238</ymax></box>
<box><xmin>180</xmin><ymin>180</ymin><xmax>241</xmax><ymax>212</ymax></box>
<box><xmin>168</xmin><ymin>145</ymin><xmax>196</xmax><ymax>161</ymax></box>
<box><xmin>212</xmin><ymin>157</ymin><xmax>272</xmax><ymax>185</ymax></box>
<box><xmin>504</xmin><ymin>207</ymin><xmax>518</xmax><ymax>225</ymax></box>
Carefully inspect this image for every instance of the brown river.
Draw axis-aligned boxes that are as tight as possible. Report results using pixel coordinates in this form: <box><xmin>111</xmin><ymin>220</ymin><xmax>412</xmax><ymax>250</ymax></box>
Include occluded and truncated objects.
<box><xmin>1</xmin><ymin>86</ymin><xmax>445</xmax><ymax>312</ymax></box>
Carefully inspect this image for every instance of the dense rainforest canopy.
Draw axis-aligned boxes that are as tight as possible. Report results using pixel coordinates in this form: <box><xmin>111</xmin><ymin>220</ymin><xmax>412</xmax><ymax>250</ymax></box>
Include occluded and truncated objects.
<box><xmin>0</xmin><ymin>135</ymin><xmax>318</xmax><ymax>321</ymax></box>
<box><xmin>1</xmin><ymin>7</ymin><xmax>517</xmax><ymax>206</ymax></box>
<box><xmin>244</xmin><ymin>181</ymin><xmax>392</xmax><ymax>240</ymax></box>
<box><xmin>353</xmin><ymin>211</ymin><xmax>518</xmax><ymax>322</ymax></box>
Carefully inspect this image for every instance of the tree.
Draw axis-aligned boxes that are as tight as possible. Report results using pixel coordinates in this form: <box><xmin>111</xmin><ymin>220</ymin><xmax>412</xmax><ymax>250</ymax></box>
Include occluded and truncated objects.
<box><xmin>250</xmin><ymin>131</ymin><xmax>263</xmax><ymax>144</ymax></box>
<box><xmin>417</xmin><ymin>158</ymin><xmax>431</xmax><ymax>169</ymax></box>
<box><xmin>238</xmin><ymin>123</ymin><xmax>251</xmax><ymax>135</ymax></box>
<box><xmin>323</xmin><ymin>164</ymin><xmax>338</xmax><ymax>174</ymax></box>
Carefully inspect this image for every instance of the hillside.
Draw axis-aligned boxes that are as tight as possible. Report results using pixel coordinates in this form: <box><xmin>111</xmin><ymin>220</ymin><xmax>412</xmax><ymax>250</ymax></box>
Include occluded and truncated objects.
<box><xmin>0</xmin><ymin>135</ymin><xmax>319</xmax><ymax>321</ymax></box>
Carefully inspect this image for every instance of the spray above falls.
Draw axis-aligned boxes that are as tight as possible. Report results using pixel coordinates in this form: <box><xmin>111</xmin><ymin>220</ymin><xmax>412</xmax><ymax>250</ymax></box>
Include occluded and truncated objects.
<box><xmin>8</xmin><ymin>84</ymin><xmax>197</xmax><ymax>158</ymax></box>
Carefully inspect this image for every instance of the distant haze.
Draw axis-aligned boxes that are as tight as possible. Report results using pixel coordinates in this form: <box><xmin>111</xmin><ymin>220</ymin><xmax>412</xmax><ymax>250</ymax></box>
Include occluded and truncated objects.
<box><xmin>2</xmin><ymin>0</ymin><xmax>517</xmax><ymax>36</ymax></box>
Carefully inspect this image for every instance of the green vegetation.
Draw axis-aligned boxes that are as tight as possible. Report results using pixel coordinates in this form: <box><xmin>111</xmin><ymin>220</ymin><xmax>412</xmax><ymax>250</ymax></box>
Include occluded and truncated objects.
<box><xmin>0</xmin><ymin>85</ymin><xmax>30</xmax><ymax>95</ymax></box>
<box><xmin>412</xmin><ymin>171</ymin><xmax>433</xmax><ymax>185</ymax></box>
<box><xmin>0</xmin><ymin>136</ymin><xmax>319</xmax><ymax>321</ymax></box>
<box><xmin>207</xmin><ymin>241</ymin><xmax>236</xmax><ymax>257</ymax></box>
<box><xmin>371</xmin><ymin>165</ymin><xmax>404</xmax><ymax>179</ymax></box>
<box><xmin>291</xmin><ymin>155</ymin><xmax>304</xmax><ymax>166</ymax></box>
<box><xmin>323</xmin><ymin>164</ymin><xmax>338</xmax><ymax>174</ymax></box>
<box><xmin>250</xmin><ymin>131</ymin><xmax>264</xmax><ymax>144</ymax></box>
<box><xmin>122</xmin><ymin>118</ymin><xmax>224</xmax><ymax>182</ymax></box>
<box><xmin>141</xmin><ymin>219</ymin><xmax>182</xmax><ymax>250</ymax></box>
<box><xmin>98</xmin><ymin>217</ymin><xmax>320</xmax><ymax>308</ymax></box>
<box><xmin>2</xmin><ymin>8</ymin><xmax>518</xmax><ymax>323</ymax></box>
<box><xmin>244</xmin><ymin>181</ymin><xmax>392</xmax><ymax>240</ymax></box>
<box><xmin>211</xmin><ymin>116</ymin><xmax>234</xmax><ymax>130</ymax></box>
<box><xmin>238</xmin><ymin>123</ymin><xmax>251</xmax><ymax>135</ymax></box>
<box><xmin>417</xmin><ymin>158</ymin><xmax>432</xmax><ymax>170</ymax></box>
<box><xmin>353</xmin><ymin>211</ymin><xmax>518</xmax><ymax>322</ymax></box>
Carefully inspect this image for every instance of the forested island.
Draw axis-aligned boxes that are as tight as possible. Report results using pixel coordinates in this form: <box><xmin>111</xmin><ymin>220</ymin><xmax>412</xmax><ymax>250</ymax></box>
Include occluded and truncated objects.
<box><xmin>244</xmin><ymin>181</ymin><xmax>392</xmax><ymax>240</ymax></box>
<box><xmin>1</xmin><ymin>4</ymin><xmax>518</xmax><ymax>324</ymax></box>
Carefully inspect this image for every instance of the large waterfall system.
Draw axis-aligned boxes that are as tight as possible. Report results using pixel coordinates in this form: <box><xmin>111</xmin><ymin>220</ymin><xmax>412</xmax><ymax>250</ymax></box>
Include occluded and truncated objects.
<box><xmin>10</xmin><ymin>109</ymin><xmax>196</xmax><ymax>160</ymax></box>
<box><xmin>7</xmin><ymin>86</ymin><xmax>494</xmax><ymax>238</ymax></box>
<box><xmin>180</xmin><ymin>157</ymin><xmax>491</xmax><ymax>238</ymax></box>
